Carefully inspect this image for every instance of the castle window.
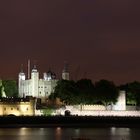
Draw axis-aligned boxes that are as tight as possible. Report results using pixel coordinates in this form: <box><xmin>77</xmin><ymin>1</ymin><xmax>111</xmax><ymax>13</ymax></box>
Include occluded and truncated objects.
<box><xmin>40</xmin><ymin>92</ymin><xmax>41</xmax><ymax>94</ymax></box>
<box><xmin>17</xmin><ymin>108</ymin><xmax>19</xmax><ymax>110</ymax></box>
<box><xmin>26</xmin><ymin>108</ymin><xmax>28</xmax><ymax>111</ymax></box>
<box><xmin>4</xmin><ymin>108</ymin><xmax>6</xmax><ymax>111</ymax></box>
<box><xmin>11</xmin><ymin>108</ymin><xmax>13</xmax><ymax>110</ymax></box>
<box><xmin>45</xmin><ymin>92</ymin><xmax>48</xmax><ymax>96</ymax></box>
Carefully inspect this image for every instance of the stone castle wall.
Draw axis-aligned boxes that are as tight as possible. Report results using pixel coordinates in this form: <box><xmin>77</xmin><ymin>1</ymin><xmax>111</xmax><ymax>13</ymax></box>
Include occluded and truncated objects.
<box><xmin>0</xmin><ymin>98</ymin><xmax>36</xmax><ymax>116</ymax></box>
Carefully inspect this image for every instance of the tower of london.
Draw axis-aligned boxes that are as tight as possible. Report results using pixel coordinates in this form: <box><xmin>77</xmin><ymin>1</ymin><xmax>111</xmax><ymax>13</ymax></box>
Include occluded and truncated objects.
<box><xmin>18</xmin><ymin>62</ymin><xmax>69</xmax><ymax>100</ymax></box>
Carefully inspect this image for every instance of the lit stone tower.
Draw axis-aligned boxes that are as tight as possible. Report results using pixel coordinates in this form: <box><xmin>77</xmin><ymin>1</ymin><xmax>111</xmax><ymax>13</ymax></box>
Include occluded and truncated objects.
<box><xmin>31</xmin><ymin>65</ymin><xmax>39</xmax><ymax>97</ymax></box>
<box><xmin>62</xmin><ymin>62</ymin><xmax>69</xmax><ymax>80</ymax></box>
<box><xmin>112</xmin><ymin>90</ymin><xmax>126</xmax><ymax>111</ymax></box>
<box><xmin>18</xmin><ymin>66</ymin><xmax>26</xmax><ymax>97</ymax></box>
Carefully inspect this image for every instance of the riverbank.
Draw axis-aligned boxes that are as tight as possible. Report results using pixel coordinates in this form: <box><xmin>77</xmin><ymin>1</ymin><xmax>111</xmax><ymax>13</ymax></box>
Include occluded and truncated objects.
<box><xmin>0</xmin><ymin>116</ymin><xmax>140</xmax><ymax>128</ymax></box>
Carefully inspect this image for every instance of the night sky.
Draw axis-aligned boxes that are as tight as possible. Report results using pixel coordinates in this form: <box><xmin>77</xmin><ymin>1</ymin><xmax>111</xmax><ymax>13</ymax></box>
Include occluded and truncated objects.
<box><xmin>0</xmin><ymin>0</ymin><xmax>140</xmax><ymax>85</ymax></box>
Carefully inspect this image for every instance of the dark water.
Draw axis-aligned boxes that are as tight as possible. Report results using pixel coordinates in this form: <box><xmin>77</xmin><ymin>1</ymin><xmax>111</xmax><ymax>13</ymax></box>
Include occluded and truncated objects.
<box><xmin>0</xmin><ymin>127</ymin><xmax>139</xmax><ymax>140</ymax></box>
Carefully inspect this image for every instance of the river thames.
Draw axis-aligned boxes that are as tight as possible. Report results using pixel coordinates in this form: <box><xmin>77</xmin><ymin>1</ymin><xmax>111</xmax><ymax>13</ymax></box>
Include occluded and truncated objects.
<box><xmin>0</xmin><ymin>127</ymin><xmax>139</xmax><ymax>140</ymax></box>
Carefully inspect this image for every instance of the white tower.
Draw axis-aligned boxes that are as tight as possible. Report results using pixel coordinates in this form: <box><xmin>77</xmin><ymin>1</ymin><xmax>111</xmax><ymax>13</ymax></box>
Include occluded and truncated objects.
<box><xmin>27</xmin><ymin>59</ymin><xmax>30</xmax><ymax>79</ymax></box>
<box><xmin>18</xmin><ymin>66</ymin><xmax>26</xmax><ymax>97</ymax></box>
<box><xmin>62</xmin><ymin>62</ymin><xmax>69</xmax><ymax>80</ymax></box>
<box><xmin>31</xmin><ymin>65</ymin><xmax>39</xmax><ymax>97</ymax></box>
<box><xmin>112</xmin><ymin>90</ymin><xmax>126</xmax><ymax>111</ymax></box>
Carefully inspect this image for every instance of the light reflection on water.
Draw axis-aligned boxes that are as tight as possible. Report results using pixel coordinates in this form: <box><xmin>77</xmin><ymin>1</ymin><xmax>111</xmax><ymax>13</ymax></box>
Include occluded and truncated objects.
<box><xmin>110</xmin><ymin>127</ymin><xmax>131</xmax><ymax>140</ymax></box>
<box><xmin>55</xmin><ymin>127</ymin><xmax>62</xmax><ymax>140</ymax></box>
<box><xmin>0</xmin><ymin>127</ymin><xmax>139</xmax><ymax>140</ymax></box>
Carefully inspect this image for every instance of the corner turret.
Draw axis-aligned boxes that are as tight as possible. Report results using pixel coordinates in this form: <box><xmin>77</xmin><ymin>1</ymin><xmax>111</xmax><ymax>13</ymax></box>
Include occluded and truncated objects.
<box><xmin>62</xmin><ymin>62</ymin><xmax>69</xmax><ymax>80</ymax></box>
<box><xmin>31</xmin><ymin>65</ymin><xmax>39</xmax><ymax>97</ymax></box>
<box><xmin>18</xmin><ymin>65</ymin><xmax>26</xmax><ymax>97</ymax></box>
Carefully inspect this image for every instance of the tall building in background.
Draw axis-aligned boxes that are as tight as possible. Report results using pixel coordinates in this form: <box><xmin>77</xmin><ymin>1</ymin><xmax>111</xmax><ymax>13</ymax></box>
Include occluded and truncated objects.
<box><xmin>18</xmin><ymin>62</ymin><xmax>69</xmax><ymax>100</ymax></box>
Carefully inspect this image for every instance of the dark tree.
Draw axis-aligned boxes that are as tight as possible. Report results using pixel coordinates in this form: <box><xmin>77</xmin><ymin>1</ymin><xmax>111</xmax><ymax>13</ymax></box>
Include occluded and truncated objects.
<box><xmin>95</xmin><ymin>79</ymin><xmax>119</xmax><ymax>108</ymax></box>
<box><xmin>126</xmin><ymin>81</ymin><xmax>140</xmax><ymax>105</ymax></box>
<box><xmin>2</xmin><ymin>80</ymin><xmax>18</xmax><ymax>97</ymax></box>
<box><xmin>50</xmin><ymin>80</ymin><xmax>78</xmax><ymax>105</ymax></box>
<box><xmin>76</xmin><ymin>79</ymin><xmax>95</xmax><ymax>104</ymax></box>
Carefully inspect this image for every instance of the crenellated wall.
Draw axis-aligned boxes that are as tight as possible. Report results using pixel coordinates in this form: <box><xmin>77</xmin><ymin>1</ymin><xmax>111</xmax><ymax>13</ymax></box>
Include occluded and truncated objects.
<box><xmin>80</xmin><ymin>105</ymin><xmax>106</xmax><ymax>111</ymax></box>
<box><xmin>0</xmin><ymin>98</ymin><xmax>36</xmax><ymax>116</ymax></box>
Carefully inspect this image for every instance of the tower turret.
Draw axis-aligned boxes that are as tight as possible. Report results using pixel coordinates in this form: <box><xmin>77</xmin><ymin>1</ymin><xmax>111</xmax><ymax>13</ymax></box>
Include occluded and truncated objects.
<box><xmin>18</xmin><ymin>65</ymin><xmax>26</xmax><ymax>97</ymax></box>
<box><xmin>31</xmin><ymin>65</ymin><xmax>39</xmax><ymax>97</ymax></box>
<box><xmin>62</xmin><ymin>62</ymin><xmax>69</xmax><ymax>80</ymax></box>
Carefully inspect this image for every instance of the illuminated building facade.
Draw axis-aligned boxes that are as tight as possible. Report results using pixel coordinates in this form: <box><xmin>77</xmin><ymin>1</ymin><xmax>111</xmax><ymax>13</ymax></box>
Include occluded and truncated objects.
<box><xmin>18</xmin><ymin>64</ymin><xmax>69</xmax><ymax>99</ymax></box>
<box><xmin>0</xmin><ymin>97</ymin><xmax>36</xmax><ymax>116</ymax></box>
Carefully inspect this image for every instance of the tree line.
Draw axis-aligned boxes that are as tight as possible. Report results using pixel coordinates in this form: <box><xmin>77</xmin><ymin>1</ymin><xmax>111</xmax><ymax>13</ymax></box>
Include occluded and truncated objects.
<box><xmin>50</xmin><ymin>79</ymin><xmax>140</xmax><ymax>106</ymax></box>
<box><xmin>49</xmin><ymin>79</ymin><xmax>119</xmax><ymax>107</ymax></box>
